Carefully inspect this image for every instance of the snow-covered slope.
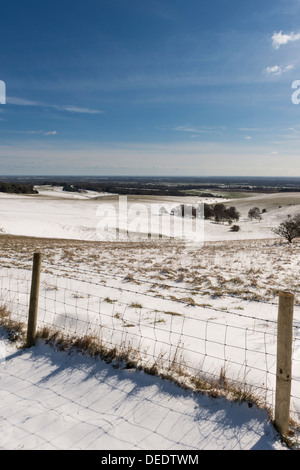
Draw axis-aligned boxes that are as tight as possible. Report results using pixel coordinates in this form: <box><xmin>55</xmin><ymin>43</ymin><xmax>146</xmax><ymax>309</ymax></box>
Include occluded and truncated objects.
<box><xmin>0</xmin><ymin>188</ymin><xmax>299</xmax><ymax>450</ymax></box>
<box><xmin>1</xmin><ymin>188</ymin><xmax>300</xmax><ymax>242</ymax></box>
<box><xmin>0</xmin><ymin>334</ymin><xmax>287</xmax><ymax>450</ymax></box>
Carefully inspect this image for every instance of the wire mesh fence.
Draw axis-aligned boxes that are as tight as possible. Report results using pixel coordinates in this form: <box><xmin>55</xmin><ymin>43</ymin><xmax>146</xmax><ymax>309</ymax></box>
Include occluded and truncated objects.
<box><xmin>0</xmin><ymin>262</ymin><xmax>299</xmax><ymax>430</ymax></box>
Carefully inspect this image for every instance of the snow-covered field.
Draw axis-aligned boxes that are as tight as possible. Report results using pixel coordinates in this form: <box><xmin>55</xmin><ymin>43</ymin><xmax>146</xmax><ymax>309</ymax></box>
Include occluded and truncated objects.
<box><xmin>0</xmin><ymin>333</ymin><xmax>287</xmax><ymax>450</ymax></box>
<box><xmin>0</xmin><ymin>186</ymin><xmax>299</xmax><ymax>450</ymax></box>
<box><xmin>1</xmin><ymin>185</ymin><xmax>300</xmax><ymax>243</ymax></box>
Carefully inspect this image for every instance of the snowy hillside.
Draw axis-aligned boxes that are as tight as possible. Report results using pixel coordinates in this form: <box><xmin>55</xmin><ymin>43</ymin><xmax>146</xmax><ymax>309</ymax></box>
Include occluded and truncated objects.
<box><xmin>0</xmin><ymin>188</ymin><xmax>299</xmax><ymax>450</ymax></box>
<box><xmin>1</xmin><ymin>187</ymin><xmax>300</xmax><ymax>242</ymax></box>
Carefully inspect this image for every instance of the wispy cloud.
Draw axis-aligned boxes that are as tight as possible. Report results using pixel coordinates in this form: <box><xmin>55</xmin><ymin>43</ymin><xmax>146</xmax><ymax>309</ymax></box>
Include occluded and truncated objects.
<box><xmin>272</xmin><ymin>31</ymin><xmax>300</xmax><ymax>49</ymax></box>
<box><xmin>7</xmin><ymin>97</ymin><xmax>42</xmax><ymax>106</ymax></box>
<box><xmin>25</xmin><ymin>130</ymin><xmax>57</xmax><ymax>136</ymax></box>
<box><xmin>264</xmin><ymin>64</ymin><xmax>295</xmax><ymax>75</ymax></box>
<box><xmin>159</xmin><ymin>125</ymin><xmax>225</xmax><ymax>134</ymax></box>
<box><xmin>43</xmin><ymin>130</ymin><xmax>57</xmax><ymax>135</ymax></box>
<box><xmin>172</xmin><ymin>125</ymin><xmax>213</xmax><ymax>134</ymax></box>
<box><xmin>53</xmin><ymin>105</ymin><xmax>103</xmax><ymax>114</ymax></box>
<box><xmin>7</xmin><ymin>97</ymin><xmax>103</xmax><ymax>114</ymax></box>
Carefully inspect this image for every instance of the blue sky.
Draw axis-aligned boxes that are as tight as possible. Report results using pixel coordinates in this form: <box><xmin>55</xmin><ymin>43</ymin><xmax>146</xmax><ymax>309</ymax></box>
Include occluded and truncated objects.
<box><xmin>1</xmin><ymin>0</ymin><xmax>300</xmax><ymax>176</ymax></box>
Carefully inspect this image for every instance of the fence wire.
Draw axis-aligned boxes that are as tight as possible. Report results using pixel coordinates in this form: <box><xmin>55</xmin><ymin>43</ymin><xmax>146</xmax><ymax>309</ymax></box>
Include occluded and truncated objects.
<box><xmin>0</xmin><ymin>265</ymin><xmax>299</xmax><ymax>427</ymax></box>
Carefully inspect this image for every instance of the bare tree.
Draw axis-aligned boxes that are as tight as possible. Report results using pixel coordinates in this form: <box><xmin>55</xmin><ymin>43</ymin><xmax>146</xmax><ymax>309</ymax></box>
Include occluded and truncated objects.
<box><xmin>248</xmin><ymin>207</ymin><xmax>262</xmax><ymax>221</ymax></box>
<box><xmin>273</xmin><ymin>214</ymin><xmax>300</xmax><ymax>243</ymax></box>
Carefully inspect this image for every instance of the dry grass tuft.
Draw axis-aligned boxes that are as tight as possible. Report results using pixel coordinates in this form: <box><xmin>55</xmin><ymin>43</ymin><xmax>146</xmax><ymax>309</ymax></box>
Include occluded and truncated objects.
<box><xmin>0</xmin><ymin>305</ymin><xmax>26</xmax><ymax>343</ymax></box>
<box><xmin>35</xmin><ymin>326</ymin><xmax>141</xmax><ymax>367</ymax></box>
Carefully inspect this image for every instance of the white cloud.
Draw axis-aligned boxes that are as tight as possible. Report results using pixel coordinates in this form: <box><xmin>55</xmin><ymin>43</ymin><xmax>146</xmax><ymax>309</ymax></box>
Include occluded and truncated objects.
<box><xmin>25</xmin><ymin>130</ymin><xmax>57</xmax><ymax>136</ymax></box>
<box><xmin>285</xmin><ymin>64</ymin><xmax>295</xmax><ymax>71</ymax></box>
<box><xmin>7</xmin><ymin>97</ymin><xmax>103</xmax><ymax>115</ymax></box>
<box><xmin>160</xmin><ymin>125</ymin><xmax>225</xmax><ymax>134</ymax></box>
<box><xmin>60</xmin><ymin>105</ymin><xmax>103</xmax><ymax>114</ymax></box>
<box><xmin>265</xmin><ymin>65</ymin><xmax>282</xmax><ymax>75</ymax></box>
<box><xmin>265</xmin><ymin>64</ymin><xmax>295</xmax><ymax>75</ymax></box>
<box><xmin>7</xmin><ymin>97</ymin><xmax>42</xmax><ymax>106</ymax></box>
<box><xmin>272</xmin><ymin>31</ymin><xmax>300</xmax><ymax>49</ymax></box>
<box><xmin>173</xmin><ymin>125</ymin><xmax>211</xmax><ymax>134</ymax></box>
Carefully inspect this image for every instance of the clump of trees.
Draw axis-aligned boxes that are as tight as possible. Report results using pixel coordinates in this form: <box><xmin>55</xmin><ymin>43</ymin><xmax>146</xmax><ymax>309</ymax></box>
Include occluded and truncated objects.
<box><xmin>204</xmin><ymin>203</ymin><xmax>240</xmax><ymax>224</ymax></box>
<box><xmin>171</xmin><ymin>202</ymin><xmax>241</xmax><ymax>227</ymax></box>
<box><xmin>171</xmin><ymin>202</ymin><xmax>240</xmax><ymax>225</ymax></box>
<box><xmin>273</xmin><ymin>214</ymin><xmax>300</xmax><ymax>243</ymax></box>
<box><xmin>248</xmin><ymin>207</ymin><xmax>262</xmax><ymax>221</ymax></box>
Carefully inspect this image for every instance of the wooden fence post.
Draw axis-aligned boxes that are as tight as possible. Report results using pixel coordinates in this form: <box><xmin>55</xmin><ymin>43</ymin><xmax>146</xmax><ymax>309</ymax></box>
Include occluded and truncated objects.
<box><xmin>275</xmin><ymin>291</ymin><xmax>294</xmax><ymax>436</ymax></box>
<box><xmin>26</xmin><ymin>252</ymin><xmax>42</xmax><ymax>348</ymax></box>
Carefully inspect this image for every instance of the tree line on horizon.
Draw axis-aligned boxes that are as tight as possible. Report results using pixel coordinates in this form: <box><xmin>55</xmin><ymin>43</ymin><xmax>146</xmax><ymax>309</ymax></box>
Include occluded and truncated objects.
<box><xmin>0</xmin><ymin>182</ymin><xmax>38</xmax><ymax>194</ymax></box>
